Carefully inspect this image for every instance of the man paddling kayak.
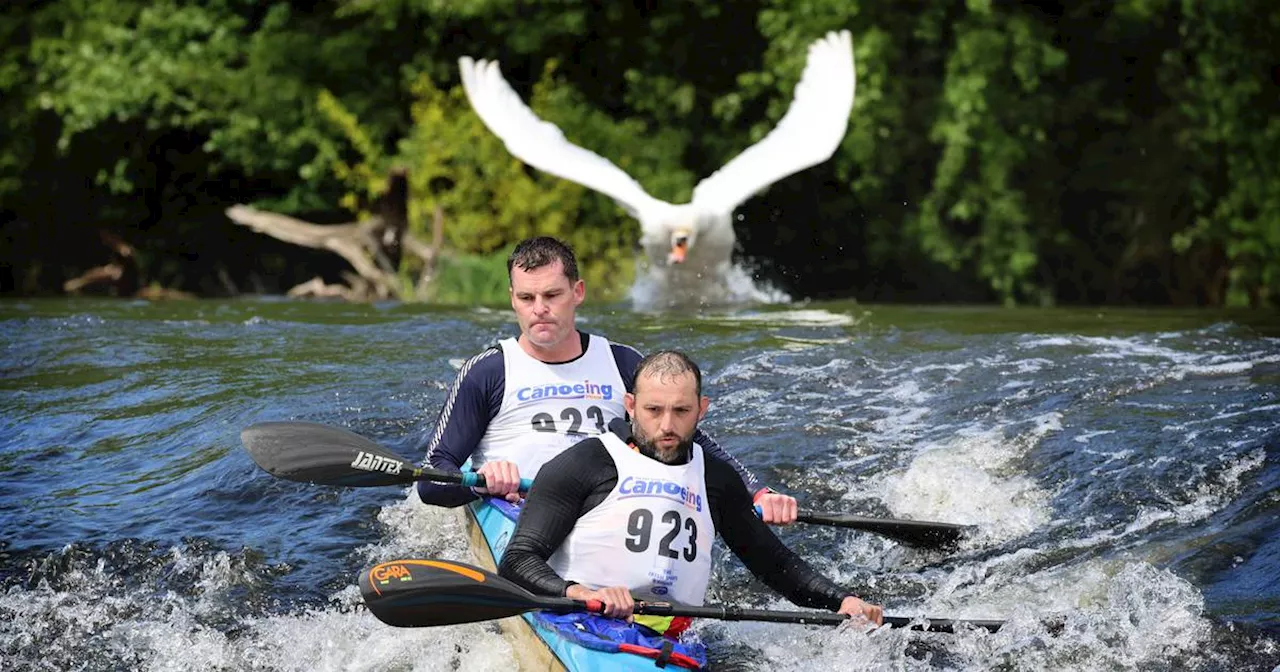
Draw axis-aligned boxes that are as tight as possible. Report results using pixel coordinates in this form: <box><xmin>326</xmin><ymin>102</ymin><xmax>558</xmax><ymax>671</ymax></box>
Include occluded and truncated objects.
<box><xmin>416</xmin><ymin>237</ymin><xmax>798</xmax><ymax>523</ymax></box>
<box><xmin>499</xmin><ymin>350</ymin><xmax>884</xmax><ymax>634</ymax></box>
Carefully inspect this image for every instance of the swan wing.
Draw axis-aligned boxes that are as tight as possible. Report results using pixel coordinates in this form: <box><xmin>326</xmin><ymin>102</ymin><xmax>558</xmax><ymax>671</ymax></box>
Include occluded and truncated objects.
<box><xmin>459</xmin><ymin>57</ymin><xmax>665</xmax><ymax>218</ymax></box>
<box><xmin>690</xmin><ymin>30</ymin><xmax>856</xmax><ymax>215</ymax></box>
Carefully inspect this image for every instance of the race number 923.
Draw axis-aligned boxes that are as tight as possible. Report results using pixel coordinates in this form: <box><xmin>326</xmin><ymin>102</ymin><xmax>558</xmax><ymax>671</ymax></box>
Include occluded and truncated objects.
<box><xmin>531</xmin><ymin>406</ymin><xmax>605</xmax><ymax>435</ymax></box>
<box><xmin>624</xmin><ymin>509</ymin><xmax>697</xmax><ymax>562</ymax></box>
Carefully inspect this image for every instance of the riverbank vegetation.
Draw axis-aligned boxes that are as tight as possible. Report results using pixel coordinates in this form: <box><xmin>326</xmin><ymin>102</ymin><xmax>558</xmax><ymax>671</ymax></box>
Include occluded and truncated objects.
<box><xmin>1</xmin><ymin>1</ymin><xmax>1276</xmax><ymax>306</ymax></box>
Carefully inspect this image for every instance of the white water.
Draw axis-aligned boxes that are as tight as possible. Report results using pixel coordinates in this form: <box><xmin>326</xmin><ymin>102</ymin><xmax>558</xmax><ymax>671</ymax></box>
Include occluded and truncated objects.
<box><xmin>628</xmin><ymin>260</ymin><xmax>791</xmax><ymax>311</ymax></box>
<box><xmin>4</xmin><ymin>301</ymin><xmax>1278</xmax><ymax>671</ymax></box>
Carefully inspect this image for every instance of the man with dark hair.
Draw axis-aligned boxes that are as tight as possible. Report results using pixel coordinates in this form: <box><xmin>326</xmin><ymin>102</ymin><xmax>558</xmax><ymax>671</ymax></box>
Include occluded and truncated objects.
<box><xmin>499</xmin><ymin>350</ymin><xmax>883</xmax><ymax>636</ymax></box>
<box><xmin>417</xmin><ymin>237</ymin><xmax>797</xmax><ymax>523</ymax></box>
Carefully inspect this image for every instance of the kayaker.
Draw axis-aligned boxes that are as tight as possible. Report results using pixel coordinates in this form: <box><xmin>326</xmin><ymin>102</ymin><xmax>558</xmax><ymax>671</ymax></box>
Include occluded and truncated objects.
<box><xmin>498</xmin><ymin>350</ymin><xmax>884</xmax><ymax>632</ymax></box>
<box><xmin>416</xmin><ymin>236</ymin><xmax>798</xmax><ymax>524</ymax></box>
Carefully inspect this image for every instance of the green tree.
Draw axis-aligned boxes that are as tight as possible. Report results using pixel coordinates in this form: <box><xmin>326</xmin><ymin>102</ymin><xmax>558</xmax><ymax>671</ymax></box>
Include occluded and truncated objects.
<box><xmin>3</xmin><ymin>0</ymin><xmax>1277</xmax><ymax>305</ymax></box>
<box><xmin>914</xmin><ymin>2</ymin><xmax>1066</xmax><ymax>305</ymax></box>
<box><xmin>1168</xmin><ymin>0</ymin><xmax>1280</xmax><ymax>307</ymax></box>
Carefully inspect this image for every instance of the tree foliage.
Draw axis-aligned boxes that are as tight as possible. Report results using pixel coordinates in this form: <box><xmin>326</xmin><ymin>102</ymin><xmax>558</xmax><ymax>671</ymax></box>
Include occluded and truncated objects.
<box><xmin>2</xmin><ymin>0</ymin><xmax>1277</xmax><ymax>306</ymax></box>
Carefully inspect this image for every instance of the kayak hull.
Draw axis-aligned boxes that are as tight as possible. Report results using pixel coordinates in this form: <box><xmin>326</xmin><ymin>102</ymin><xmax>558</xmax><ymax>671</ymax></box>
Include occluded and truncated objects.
<box><xmin>461</xmin><ymin>498</ymin><xmax>564</xmax><ymax>672</ymax></box>
<box><xmin>461</xmin><ymin>497</ymin><xmax>704</xmax><ymax>671</ymax></box>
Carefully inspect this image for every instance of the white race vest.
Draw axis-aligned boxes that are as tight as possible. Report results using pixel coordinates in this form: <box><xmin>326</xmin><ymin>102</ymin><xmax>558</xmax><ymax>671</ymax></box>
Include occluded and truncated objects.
<box><xmin>472</xmin><ymin>335</ymin><xmax>627</xmax><ymax>479</ymax></box>
<box><xmin>548</xmin><ymin>433</ymin><xmax>715</xmax><ymax>605</ymax></box>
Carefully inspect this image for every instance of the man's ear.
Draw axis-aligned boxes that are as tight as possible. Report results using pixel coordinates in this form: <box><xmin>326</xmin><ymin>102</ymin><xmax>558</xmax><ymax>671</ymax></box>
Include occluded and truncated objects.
<box><xmin>697</xmin><ymin>395</ymin><xmax>710</xmax><ymax>421</ymax></box>
<box><xmin>624</xmin><ymin>392</ymin><xmax>636</xmax><ymax>415</ymax></box>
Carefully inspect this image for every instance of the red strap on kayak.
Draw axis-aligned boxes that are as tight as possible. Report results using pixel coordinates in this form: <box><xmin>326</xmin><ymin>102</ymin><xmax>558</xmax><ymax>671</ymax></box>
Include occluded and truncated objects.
<box><xmin>616</xmin><ymin>643</ymin><xmax>703</xmax><ymax>670</ymax></box>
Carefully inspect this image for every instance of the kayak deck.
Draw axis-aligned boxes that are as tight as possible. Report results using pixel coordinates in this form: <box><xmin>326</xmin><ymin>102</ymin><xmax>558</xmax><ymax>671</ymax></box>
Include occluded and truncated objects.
<box><xmin>461</xmin><ymin>497</ymin><xmax>705</xmax><ymax>671</ymax></box>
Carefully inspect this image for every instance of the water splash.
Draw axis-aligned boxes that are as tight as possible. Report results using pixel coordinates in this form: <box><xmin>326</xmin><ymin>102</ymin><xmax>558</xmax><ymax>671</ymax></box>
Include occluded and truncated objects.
<box><xmin>5</xmin><ymin>302</ymin><xmax>1279</xmax><ymax>671</ymax></box>
<box><xmin>878</xmin><ymin>427</ymin><xmax>1054</xmax><ymax>546</ymax></box>
<box><xmin>0</xmin><ymin>498</ymin><xmax>517</xmax><ymax>672</ymax></box>
<box><xmin>628</xmin><ymin>260</ymin><xmax>790</xmax><ymax>311</ymax></box>
<box><xmin>697</xmin><ymin>560</ymin><xmax>1212</xmax><ymax>671</ymax></box>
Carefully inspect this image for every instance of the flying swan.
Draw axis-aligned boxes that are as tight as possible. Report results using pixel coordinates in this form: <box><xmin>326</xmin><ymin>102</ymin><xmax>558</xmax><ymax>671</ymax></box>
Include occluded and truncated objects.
<box><xmin>458</xmin><ymin>30</ymin><xmax>856</xmax><ymax>290</ymax></box>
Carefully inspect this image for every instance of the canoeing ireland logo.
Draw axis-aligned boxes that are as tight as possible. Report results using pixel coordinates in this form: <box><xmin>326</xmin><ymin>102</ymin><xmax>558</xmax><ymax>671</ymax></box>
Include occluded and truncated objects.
<box><xmin>513</xmin><ymin>379</ymin><xmax>614</xmax><ymax>404</ymax></box>
<box><xmin>617</xmin><ymin>476</ymin><xmax>703</xmax><ymax>512</ymax></box>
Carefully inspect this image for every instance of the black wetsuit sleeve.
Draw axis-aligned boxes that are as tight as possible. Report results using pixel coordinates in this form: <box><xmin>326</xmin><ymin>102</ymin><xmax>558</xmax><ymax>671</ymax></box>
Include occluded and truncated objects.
<box><xmin>692</xmin><ymin>427</ymin><xmax>763</xmax><ymax>494</ymax></box>
<box><xmin>498</xmin><ymin>439</ymin><xmax>617</xmax><ymax>596</ymax></box>
<box><xmin>705</xmin><ymin>455</ymin><xmax>849</xmax><ymax>611</ymax></box>
<box><xmin>416</xmin><ymin>347</ymin><xmax>505</xmax><ymax>507</ymax></box>
<box><xmin>612</xmin><ymin>340</ymin><xmax>766</xmax><ymax>494</ymax></box>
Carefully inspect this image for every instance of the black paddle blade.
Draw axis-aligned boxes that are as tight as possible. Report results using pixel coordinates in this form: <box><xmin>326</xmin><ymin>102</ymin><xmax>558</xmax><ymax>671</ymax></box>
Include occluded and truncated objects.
<box><xmin>241</xmin><ymin>421</ymin><xmax>414</xmax><ymax>487</ymax></box>
<box><xmin>796</xmin><ymin>512</ymin><xmax>974</xmax><ymax>550</ymax></box>
<box><xmin>360</xmin><ymin>558</ymin><xmax>584</xmax><ymax>627</ymax></box>
<box><xmin>883</xmin><ymin>615</ymin><xmax>1005</xmax><ymax>633</ymax></box>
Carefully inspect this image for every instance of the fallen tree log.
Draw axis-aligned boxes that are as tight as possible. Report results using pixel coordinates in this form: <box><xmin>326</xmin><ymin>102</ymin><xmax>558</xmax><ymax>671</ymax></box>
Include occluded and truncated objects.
<box><xmin>286</xmin><ymin>276</ymin><xmax>365</xmax><ymax>301</ymax></box>
<box><xmin>224</xmin><ymin>205</ymin><xmax>400</xmax><ymax>299</ymax></box>
<box><xmin>62</xmin><ymin>230</ymin><xmax>195</xmax><ymax>300</ymax></box>
<box><xmin>225</xmin><ymin>169</ymin><xmax>443</xmax><ymax>301</ymax></box>
<box><xmin>63</xmin><ymin>263</ymin><xmax>125</xmax><ymax>293</ymax></box>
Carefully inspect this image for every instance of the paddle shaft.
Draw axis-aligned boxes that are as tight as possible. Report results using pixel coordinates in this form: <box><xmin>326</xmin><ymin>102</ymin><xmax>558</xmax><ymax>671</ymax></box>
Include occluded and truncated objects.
<box><xmin>404</xmin><ymin>464</ymin><xmax>534</xmax><ymax>492</ymax></box>
<box><xmin>245</xmin><ymin>421</ymin><xmax>966</xmax><ymax>547</ymax></box>
<box><xmin>509</xmin><ymin>595</ymin><xmax>1001</xmax><ymax>633</ymax></box>
<box><xmin>361</xmin><ymin>559</ymin><xmax>1016</xmax><ymax>634</ymax></box>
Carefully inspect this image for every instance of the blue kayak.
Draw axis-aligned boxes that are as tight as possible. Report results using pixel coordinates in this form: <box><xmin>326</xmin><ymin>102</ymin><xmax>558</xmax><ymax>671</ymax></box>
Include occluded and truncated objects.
<box><xmin>462</xmin><ymin>497</ymin><xmax>708</xmax><ymax>671</ymax></box>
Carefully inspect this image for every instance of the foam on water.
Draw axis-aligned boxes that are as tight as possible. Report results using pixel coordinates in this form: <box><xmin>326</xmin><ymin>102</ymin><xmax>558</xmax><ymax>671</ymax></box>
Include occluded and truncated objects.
<box><xmin>6</xmin><ymin>304</ymin><xmax>1279</xmax><ymax>671</ymax></box>
<box><xmin>1121</xmin><ymin>448</ymin><xmax>1268</xmax><ymax>538</ymax></box>
<box><xmin>359</xmin><ymin>490</ymin><xmax>490</xmax><ymax>566</ymax></box>
<box><xmin>877</xmin><ymin>426</ymin><xmax>1054</xmax><ymax>545</ymax></box>
<box><xmin>236</xmin><ymin>605</ymin><xmax>513</xmax><ymax>672</ymax></box>
<box><xmin>628</xmin><ymin>260</ymin><xmax>791</xmax><ymax>311</ymax></box>
<box><xmin>0</xmin><ymin>493</ymin><xmax>515</xmax><ymax>672</ymax></box>
<box><xmin>350</xmin><ymin>494</ymin><xmax>517</xmax><ymax>667</ymax></box>
<box><xmin>703</xmin><ymin>309</ymin><xmax>859</xmax><ymax>328</ymax></box>
<box><xmin>700</xmin><ymin>559</ymin><xmax>1211</xmax><ymax>670</ymax></box>
<box><xmin>1023</xmin><ymin>332</ymin><xmax>1280</xmax><ymax>379</ymax></box>
<box><xmin>1073</xmin><ymin>430</ymin><xmax>1117</xmax><ymax>444</ymax></box>
<box><xmin>940</xmin><ymin>561</ymin><xmax>1211</xmax><ymax>670</ymax></box>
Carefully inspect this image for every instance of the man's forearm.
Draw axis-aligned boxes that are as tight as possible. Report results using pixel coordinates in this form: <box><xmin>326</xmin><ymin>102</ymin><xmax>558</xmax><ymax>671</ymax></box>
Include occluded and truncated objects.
<box><xmin>497</xmin><ymin>442</ymin><xmax>610</xmax><ymax>596</ymax></box>
<box><xmin>498</xmin><ymin>542</ymin><xmax>572</xmax><ymax>596</ymax></box>
<box><xmin>417</xmin><ymin>437</ymin><xmax>482</xmax><ymax>507</ymax></box>
<box><xmin>415</xmin><ymin>480</ymin><xmax>478</xmax><ymax>507</ymax></box>
<box><xmin>712</xmin><ymin>465</ymin><xmax>847</xmax><ymax>610</ymax></box>
<box><xmin>751</xmin><ymin>551</ymin><xmax>849</xmax><ymax>611</ymax></box>
<box><xmin>416</xmin><ymin>347</ymin><xmax>501</xmax><ymax>507</ymax></box>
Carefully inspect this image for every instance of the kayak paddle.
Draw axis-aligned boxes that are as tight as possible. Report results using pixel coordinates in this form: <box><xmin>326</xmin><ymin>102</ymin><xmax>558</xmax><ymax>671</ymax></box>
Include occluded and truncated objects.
<box><xmin>359</xmin><ymin>557</ymin><xmax>1012</xmax><ymax>633</ymax></box>
<box><xmin>761</xmin><ymin>507</ymin><xmax>972</xmax><ymax>550</ymax></box>
<box><xmin>241</xmin><ymin>420</ymin><xmax>534</xmax><ymax>491</ymax></box>
<box><xmin>242</xmin><ymin>421</ymin><xmax>971</xmax><ymax>550</ymax></box>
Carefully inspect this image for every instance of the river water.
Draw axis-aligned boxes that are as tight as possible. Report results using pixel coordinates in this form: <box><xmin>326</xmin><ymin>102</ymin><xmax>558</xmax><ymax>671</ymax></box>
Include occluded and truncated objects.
<box><xmin>2</xmin><ymin>298</ymin><xmax>1279</xmax><ymax>671</ymax></box>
